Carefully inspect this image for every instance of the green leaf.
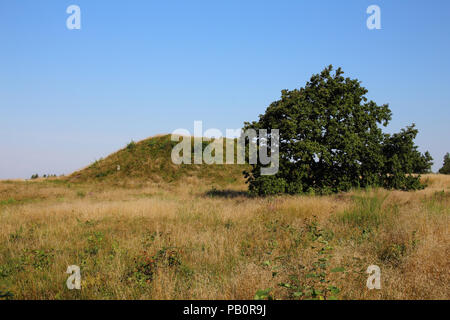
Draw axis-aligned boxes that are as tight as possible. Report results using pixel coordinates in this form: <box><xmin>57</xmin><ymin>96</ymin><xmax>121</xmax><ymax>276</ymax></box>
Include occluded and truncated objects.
<box><xmin>254</xmin><ymin>288</ymin><xmax>272</xmax><ymax>300</ymax></box>
<box><xmin>328</xmin><ymin>286</ymin><xmax>341</xmax><ymax>295</ymax></box>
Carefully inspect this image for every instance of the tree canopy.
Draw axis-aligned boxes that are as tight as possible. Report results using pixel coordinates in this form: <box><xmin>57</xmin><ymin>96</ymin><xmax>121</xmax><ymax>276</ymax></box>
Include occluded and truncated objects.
<box><xmin>439</xmin><ymin>153</ymin><xmax>450</xmax><ymax>174</ymax></box>
<box><xmin>243</xmin><ymin>65</ymin><xmax>433</xmax><ymax>195</ymax></box>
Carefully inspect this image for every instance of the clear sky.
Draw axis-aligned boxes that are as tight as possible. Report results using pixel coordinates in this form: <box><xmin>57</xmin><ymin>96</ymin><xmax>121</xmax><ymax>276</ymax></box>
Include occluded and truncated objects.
<box><xmin>1</xmin><ymin>0</ymin><xmax>449</xmax><ymax>179</ymax></box>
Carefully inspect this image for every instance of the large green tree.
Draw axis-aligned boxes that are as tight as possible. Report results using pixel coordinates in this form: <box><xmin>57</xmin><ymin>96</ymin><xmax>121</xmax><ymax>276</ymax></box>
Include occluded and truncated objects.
<box><xmin>439</xmin><ymin>153</ymin><xmax>450</xmax><ymax>174</ymax></box>
<box><xmin>244</xmin><ymin>65</ymin><xmax>432</xmax><ymax>195</ymax></box>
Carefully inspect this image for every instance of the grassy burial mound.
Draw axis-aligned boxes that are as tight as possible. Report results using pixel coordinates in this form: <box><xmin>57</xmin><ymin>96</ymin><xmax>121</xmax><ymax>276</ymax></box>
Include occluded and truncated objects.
<box><xmin>69</xmin><ymin>135</ymin><xmax>249</xmax><ymax>186</ymax></box>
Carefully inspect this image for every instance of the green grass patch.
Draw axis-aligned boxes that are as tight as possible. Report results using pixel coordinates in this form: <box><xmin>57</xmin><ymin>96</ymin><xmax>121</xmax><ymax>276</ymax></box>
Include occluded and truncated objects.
<box><xmin>335</xmin><ymin>191</ymin><xmax>389</xmax><ymax>229</ymax></box>
<box><xmin>0</xmin><ymin>198</ymin><xmax>17</xmax><ymax>205</ymax></box>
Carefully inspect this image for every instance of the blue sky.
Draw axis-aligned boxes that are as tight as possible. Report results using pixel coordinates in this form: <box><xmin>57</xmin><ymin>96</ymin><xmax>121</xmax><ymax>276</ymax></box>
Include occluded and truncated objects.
<box><xmin>0</xmin><ymin>0</ymin><xmax>449</xmax><ymax>179</ymax></box>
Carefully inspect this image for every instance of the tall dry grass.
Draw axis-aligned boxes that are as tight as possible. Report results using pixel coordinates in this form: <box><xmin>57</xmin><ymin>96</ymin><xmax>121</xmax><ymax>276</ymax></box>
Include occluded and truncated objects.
<box><xmin>0</xmin><ymin>174</ymin><xmax>448</xmax><ymax>300</ymax></box>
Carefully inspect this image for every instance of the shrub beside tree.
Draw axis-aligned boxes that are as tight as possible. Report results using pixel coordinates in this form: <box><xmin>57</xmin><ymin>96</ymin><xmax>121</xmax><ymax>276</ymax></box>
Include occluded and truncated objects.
<box><xmin>244</xmin><ymin>65</ymin><xmax>433</xmax><ymax>195</ymax></box>
<box><xmin>412</xmin><ymin>151</ymin><xmax>433</xmax><ymax>174</ymax></box>
<box><xmin>439</xmin><ymin>153</ymin><xmax>450</xmax><ymax>174</ymax></box>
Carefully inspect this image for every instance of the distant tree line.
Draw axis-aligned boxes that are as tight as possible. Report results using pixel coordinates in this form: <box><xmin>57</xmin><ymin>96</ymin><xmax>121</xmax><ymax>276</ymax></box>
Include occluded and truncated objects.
<box><xmin>30</xmin><ymin>174</ymin><xmax>59</xmax><ymax>180</ymax></box>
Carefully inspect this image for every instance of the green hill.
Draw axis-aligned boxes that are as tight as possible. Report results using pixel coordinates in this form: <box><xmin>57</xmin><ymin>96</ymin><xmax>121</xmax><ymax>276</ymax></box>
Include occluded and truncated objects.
<box><xmin>69</xmin><ymin>134</ymin><xmax>248</xmax><ymax>185</ymax></box>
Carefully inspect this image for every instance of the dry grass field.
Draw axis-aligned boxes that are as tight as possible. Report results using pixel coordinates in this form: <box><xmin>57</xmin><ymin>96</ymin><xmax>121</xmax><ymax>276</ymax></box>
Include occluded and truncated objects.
<box><xmin>0</xmin><ymin>172</ymin><xmax>448</xmax><ymax>300</ymax></box>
